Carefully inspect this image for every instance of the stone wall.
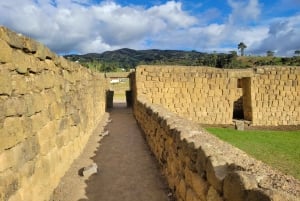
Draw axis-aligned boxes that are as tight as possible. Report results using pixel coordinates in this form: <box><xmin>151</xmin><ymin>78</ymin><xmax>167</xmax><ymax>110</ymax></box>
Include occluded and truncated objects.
<box><xmin>135</xmin><ymin>65</ymin><xmax>300</xmax><ymax>126</ymax></box>
<box><xmin>250</xmin><ymin>67</ymin><xmax>300</xmax><ymax>125</ymax></box>
<box><xmin>134</xmin><ymin>97</ymin><xmax>300</xmax><ymax>201</ymax></box>
<box><xmin>0</xmin><ymin>27</ymin><xmax>108</xmax><ymax>201</ymax></box>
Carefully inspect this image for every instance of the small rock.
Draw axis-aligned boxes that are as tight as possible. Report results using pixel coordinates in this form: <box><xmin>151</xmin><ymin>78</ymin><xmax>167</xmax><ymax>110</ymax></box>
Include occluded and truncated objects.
<box><xmin>235</xmin><ymin>121</ymin><xmax>244</xmax><ymax>131</ymax></box>
<box><xmin>107</xmin><ymin>118</ymin><xmax>112</xmax><ymax>123</ymax></box>
<box><xmin>101</xmin><ymin>130</ymin><xmax>109</xmax><ymax>137</ymax></box>
<box><xmin>82</xmin><ymin>163</ymin><xmax>98</xmax><ymax>177</ymax></box>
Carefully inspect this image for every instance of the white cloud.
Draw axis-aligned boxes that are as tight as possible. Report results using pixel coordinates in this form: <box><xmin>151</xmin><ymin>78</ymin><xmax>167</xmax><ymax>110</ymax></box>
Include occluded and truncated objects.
<box><xmin>0</xmin><ymin>0</ymin><xmax>299</xmax><ymax>55</ymax></box>
<box><xmin>0</xmin><ymin>0</ymin><xmax>198</xmax><ymax>53</ymax></box>
<box><xmin>251</xmin><ymin>15</ymin><xmax>300</xmax><ymax>55</ymax></box>
<box><xmin>228</xmin><ymin>0</ymin><xmax>261</xmax><ymax>25</ymax></box>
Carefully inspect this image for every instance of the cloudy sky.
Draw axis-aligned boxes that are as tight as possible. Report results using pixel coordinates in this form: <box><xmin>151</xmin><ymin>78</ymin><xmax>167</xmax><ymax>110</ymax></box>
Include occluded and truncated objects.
<box><xmin>1</xmin><ymin>0</ymin><xmax>300</xmax><ymax>56</ymax></box>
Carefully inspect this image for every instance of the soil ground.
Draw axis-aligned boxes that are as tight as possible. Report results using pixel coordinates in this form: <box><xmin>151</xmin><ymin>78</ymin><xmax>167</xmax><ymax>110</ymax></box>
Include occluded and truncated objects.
<box><xmin>51</xmin><ymin>103</ymin><xmax>171</xmax><ymax>201</ymax></box>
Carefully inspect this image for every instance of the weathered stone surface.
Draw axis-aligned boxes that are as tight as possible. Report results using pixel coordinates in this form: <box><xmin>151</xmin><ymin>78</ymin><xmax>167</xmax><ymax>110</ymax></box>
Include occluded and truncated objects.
<box><xmin>24</xmin><ymin>93</ymin><xmax>45</xmax><ymax>116</ymax></box>
<box><xmin>0</xmin><ymin>117</ymin><xmax>25</xmax><ymax>150</ymax></box>
<box><xmin>0</xmin><ymin>170</ymin><xmax>19</xmax><ymax>201</ymax></box>
<box><xmin>101</xmin><ymin>130</ymin><xmax>109</xmax><ymax>137</ymax></box>
<box><xmin>11</xmin><ymin>74</ymin><xmax>29</xmax><ymax>95</ymax></box>
<box><xmin>3</xmin><ymin>97</ymin><xmax>26</xmax><ymax>117</ymax></box>
<box><xmin>246</xmin><ymin>189</ymin><xmax>272</xmax><ymax>201</ymax></box>
<box><xmin>190</xmin><ymin>171</ymin><xmax>208</xmax><ymax>200</ymax></box>
<box><xmin>185</xmin><ymin>168</ymin><xmax>208</xmax><ymax>200</ymax></box>
<box><xmin>0</xmin><ymin>26</ymin><xmax>108</xmax><ymax>201</ymax></box>
<box><xmin>178</xmin><ymin>179</ymin><xmax>187</xmax><ymax>200</ymax></box>
<box><xmin>48</xmin><ymin>102</ymin><xmax>64</xmax><ymax>120</ymax></box>
<box><xmin>223</xmin><ymin>171</ymin><xmax>257</xmax><ymax>201</ymax></box>
<box><xmin>235</xmin><ymin>120</ymin><xmax>244</xmax><ymax>131</ymax></box>
<box><xmin>186</xmin><ymin>188</ymin><xmax>199</xmax><ymax>201</ymax></box>
<box><xmin>0</xmin><ymin>39</ymin><xmax>13</xmax><ymax>63</ymax></box>
<box><xmin>0</xmin><ymin>136</ymin><xmax>39</xmax><ymax>172</ymax></box>
<box><xmin>134</xmin><ymin>95</ymin><xmax>300</xmax><ymax>201</ymax></box>
<box><xmin>0</xmin><ymin>73</ymin><xmax>12</xmax><ymax>95</ymax></box>
<box><xmin>206</xmin><ymin>156</ymin><xmax>228</xmax><ymax>193</ymax></box>
<box><xmin>35</xmin><ymin>42</ymin><xmax>56</xmax><ymax>60</ymax></box>
<box><xmin>82</xmin><ymin>163</ymin><xmax>98</xmax><ymax>177</ymax></box>
<box><xmin>206</xmin><ymin>186</ymin><xmax>223</xmax><ymax>201</ymax></box>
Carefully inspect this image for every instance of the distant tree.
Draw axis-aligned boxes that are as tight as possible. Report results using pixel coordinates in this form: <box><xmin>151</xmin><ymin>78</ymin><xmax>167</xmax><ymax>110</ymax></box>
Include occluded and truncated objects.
<box><xmin>295</xmin><ymin>50</ymin><xmax>300</xmax><ymax>56</ymax></box>
<box><xmin>266</xmin><ymin>50</ymin><xmax>275</xmax><ymax>57</ymax></box>
<box><xmin>229</xmin><ymin>51</ymin><xmax>238</xmax><ymax>58</ymax></box>
<box><xmin>238</xmin><ymin>42</ymin><xmax>247</xmax><ymax>56</ymax></box>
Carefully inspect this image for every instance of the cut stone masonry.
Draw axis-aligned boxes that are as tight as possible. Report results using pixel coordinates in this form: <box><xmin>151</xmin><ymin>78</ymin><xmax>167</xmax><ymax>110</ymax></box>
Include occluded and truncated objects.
<box><xmin>1</xmin><ymin>26</ymin><xmax>299</xmax><ymax>201</ymax></box>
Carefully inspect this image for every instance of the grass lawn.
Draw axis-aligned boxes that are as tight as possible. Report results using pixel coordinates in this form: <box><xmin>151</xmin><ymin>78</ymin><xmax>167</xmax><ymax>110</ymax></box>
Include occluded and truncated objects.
<box><xmin>206</xmin><ymin>128</ymin><xmax>300</xmax><ymax>180</ymax></box>
<box><xmin>110</xmin><ymin>79</ymin><xmax>130</xmax><ymax>102</ymax></box>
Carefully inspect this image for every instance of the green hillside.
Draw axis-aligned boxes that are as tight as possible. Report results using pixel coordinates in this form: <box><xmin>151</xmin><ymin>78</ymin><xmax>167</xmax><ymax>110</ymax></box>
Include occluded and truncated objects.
<box><xmin>64</xmin><ymin>48</ymin><xmax>300</xmax><ymax>72</ymax></box>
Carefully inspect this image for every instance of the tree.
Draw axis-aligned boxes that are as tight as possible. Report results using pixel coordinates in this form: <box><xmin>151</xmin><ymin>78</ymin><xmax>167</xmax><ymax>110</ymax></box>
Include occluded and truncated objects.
<box><xmin>229</xmin><ymin>51</ymin><xmax>238</xmax><ymax>58</ymax></box>
<box><xmin>295</xmin><ymin>50</ymin><xmax>300</xmax><ymax>56</ymax></box>
<box><xmin>266</xmin><ymin>50</ymin><xmax>274</xmax><ymax>57</ymax></box>
<box><xmin>238</xmin><ymin>42</ymin><xmax>247</xmax><ymax>56</ymax></box>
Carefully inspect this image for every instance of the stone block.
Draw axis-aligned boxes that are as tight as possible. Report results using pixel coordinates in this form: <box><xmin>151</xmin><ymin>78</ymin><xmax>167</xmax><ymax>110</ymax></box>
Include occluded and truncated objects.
<box><xmin>0</xmin><ymin>39</ymin><xmax>13</xmax><ymax>63</ymax></box>
<box><xmin>177</xmin><ymin>179</ymin><xmax>186</xmax><ymax>199</ymax></box>
<box><xmin>206</xmin><ymin>186</ymin><xmax>223</xmax><ymax>201</ymax></box>
<box><xmin>0</xmin><ymin>136</ymin><xmax>39</xmax><ymax>172</ymax></box>
<box><xmin>35</xmin><ymin>72</ymin><xmax>56</xmax><ymax>90</ymax></box>
<box><xmin>11</xmin><ymin>74</ymin><xmax>29</xmax><ymax>95</ymax></box>
<box><xmin>30</xmin><ymin>111</ymin><xmax>50</xmax><ymax>133</ymax></box>
<box><xmin>35</xmin><ymin>42</ymin><xmax>56</xmax><ymax>60</ymax></box>
<box><xmin>235</xmin><ymin>120</ymin><xmax>244</xmax><ymax>130</ymax></box>
<box><xmin>37</xmin><ymin>121</ymin><xmax>58</xmax><ymax>145</ymax></box>
<box><xmin>206</xmin><ymin>156</ymin><xmax>228</xmax><ymax>193</ymax></box>
<box><xmin>0</xmin><ymin>117</ymin><xmax>25</xmax><ymax>150</ymax></box>
<box><xmin>3</xmin><ymin>97</ymin><xmax>26</xmax><ymax>117</ymax></box>
<box><xmin>48</xmin><ymin>102</ymin><xmax>64</xmax><ymax>120</ymax></box>
<box><xmin>82</xmin><ymin>163</ymin><xmax>98</xmax><ymax>177</ymax></box>
<box><xmin>190</xmin><ymin>171</ymin><xmax>208</xmax><ymax>200</ymax></box>
<box><xmin>0</xmin><ymin>73</ymin><xmax>12</xmax><ymax>95</ymax></box>
<box><xmin>223</xmin><ymin>171</ymin><xmax>257</xmax><ymax>201</ymax></box>
<box><xmin>19</xmin><ymin>137</ymin><xmax>40</xmax><ymax>166</ymax></box>
<box><xmin>0</xmin><ymin>170</ymin><xmax>19</xmax><ymax>201</ymax></box>
<box><xmin>246</xmin><ymin>189</ymin><xmax>272</xmax><ymax>201</ymax></box>
<box><xmin>0</xmin><ymin>27</ymin><xmax>24</xmax><ymax>49</ymax></box>
<box><xmin>186</xmin><ymin>188</ymin><xmax>199</xmax><ymax>201</ymax></box>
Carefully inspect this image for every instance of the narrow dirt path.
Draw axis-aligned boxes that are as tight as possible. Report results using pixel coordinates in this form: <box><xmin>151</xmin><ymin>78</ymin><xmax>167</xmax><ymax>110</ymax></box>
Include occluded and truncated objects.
<box><xmin>51</xmin><ymin>103</ymin><xmax>170</xmax><ymax>201</ymax></box>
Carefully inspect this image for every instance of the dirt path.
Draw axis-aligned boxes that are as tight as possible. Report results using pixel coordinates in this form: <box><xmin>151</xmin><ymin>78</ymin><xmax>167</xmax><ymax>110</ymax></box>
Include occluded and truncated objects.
<box><xmin>51</xmin><ymin>103</ymin><xmax>170</xmax><ymax>201</ymax></box>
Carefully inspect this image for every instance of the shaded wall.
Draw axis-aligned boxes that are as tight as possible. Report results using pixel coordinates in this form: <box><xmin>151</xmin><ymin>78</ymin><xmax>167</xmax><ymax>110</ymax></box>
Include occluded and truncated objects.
<box><xmin>0</xmin><ymin>27</ymin><xmax>108</xmax><ymax>201</ymax></box>
<box><xmin>134</xmin><ymin>97</ymin><xmax>299</xmax><ymax>201</ymax></box>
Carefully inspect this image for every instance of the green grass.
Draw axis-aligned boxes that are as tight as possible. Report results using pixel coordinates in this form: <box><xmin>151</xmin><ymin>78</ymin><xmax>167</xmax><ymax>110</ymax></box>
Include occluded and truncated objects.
<box><xmin>206</xmin><ymin>128</ymin><xmax>300</xmax><ymax>180</ymax></box>
<box><xmin>110</xmin><ymin>79</ymin><xmax>130</xmax><ymax>102</ymax></box>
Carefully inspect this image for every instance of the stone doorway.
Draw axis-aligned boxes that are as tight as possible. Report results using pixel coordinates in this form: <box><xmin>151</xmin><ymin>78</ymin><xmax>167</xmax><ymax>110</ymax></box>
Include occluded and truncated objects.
<box><xmin>233</xmin><ymin>77</ymin><xmax>252</xmax><ymax>121</ymax></box>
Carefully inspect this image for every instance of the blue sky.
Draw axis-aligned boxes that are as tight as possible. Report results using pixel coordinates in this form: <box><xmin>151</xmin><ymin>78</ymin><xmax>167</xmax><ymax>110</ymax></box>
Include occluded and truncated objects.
<box><xmin>1</xmin><ymin>0</ymin><xmax>299</xmax><ymax>56</ymax></box>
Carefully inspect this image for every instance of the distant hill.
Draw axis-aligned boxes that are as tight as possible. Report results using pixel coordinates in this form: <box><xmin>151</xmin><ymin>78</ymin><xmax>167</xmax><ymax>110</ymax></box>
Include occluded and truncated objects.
<box><xmin>64</xmin><ymin>48</ymin><xmax>207</xmax><ymax>70</ymax></box>
<box><xmin>64</xmin><ymin>48</ymin><xmax>300</xmax><ymax>72</ymax></box>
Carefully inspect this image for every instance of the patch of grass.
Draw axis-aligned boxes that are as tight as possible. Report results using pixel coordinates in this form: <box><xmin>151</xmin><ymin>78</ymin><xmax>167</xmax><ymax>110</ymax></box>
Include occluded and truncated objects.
<box><xmin>110</xmin><ymin>79</ymin><xmax>130</xmax><ymax>102</ymax></box>
<box><xmin>206</xmin><ymin>128</ymin><xmax>300</xmax><ymax>180</ymax></box>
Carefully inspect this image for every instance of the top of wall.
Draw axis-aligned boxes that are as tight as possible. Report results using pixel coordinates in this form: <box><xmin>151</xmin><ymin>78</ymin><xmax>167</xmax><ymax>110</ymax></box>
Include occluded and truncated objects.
<box><xmin>0</xmin><ymin>26</ymin><xmax>101</xmax><ymax>76</ymax></box>
<box><xmin>136</xmin><ymin>65</ymin><xmax>299</xmax><ymax>77</ymax></box>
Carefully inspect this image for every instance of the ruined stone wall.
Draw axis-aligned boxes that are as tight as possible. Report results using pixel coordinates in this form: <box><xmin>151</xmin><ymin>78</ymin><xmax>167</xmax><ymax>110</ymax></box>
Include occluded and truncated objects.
<box><xmin>0</xmin><ymin>27</ymin><xmax>108</xmax><ymax>201</ymax></box>
<box><xmin>250</xmin><ymin>67</ymin><xmax>300</xmax><ymax>125</ymax></box>
<box><xmin>135</xmin><ymin>65</ymin><xmax>300</xmax><ymax>126</ymax></box>
<box><xmin>134</xmin><ymin>97</ymin><xmax>300</xmax><ymax>201</ymax></box>
<box><xmin>135</xmin><ymin>66</ymin><xmax>250</xmax><ymax>125</ymax></box>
